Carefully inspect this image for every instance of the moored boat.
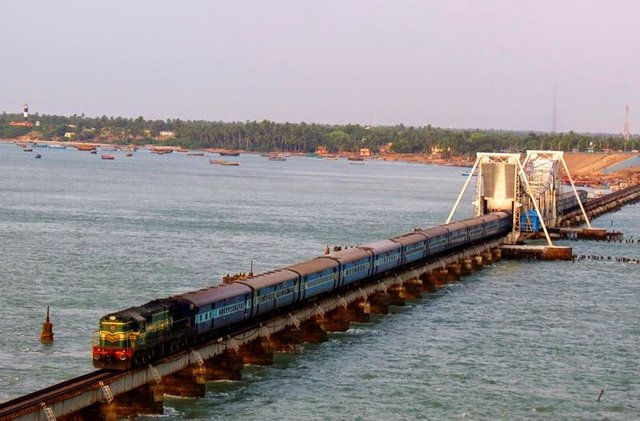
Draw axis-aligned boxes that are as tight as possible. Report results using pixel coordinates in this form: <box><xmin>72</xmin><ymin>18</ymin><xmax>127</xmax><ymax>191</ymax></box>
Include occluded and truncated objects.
<box><xmin>101</xmin><ymin>154</ymin><xmax>115</xmax><ymax>160</ymax></box>
<box><xmin>187</xmin><ymin>152</ymin><xmax>204</xmax><ymax>156</ymax></box>
<box><xmin>209</xmin><ymin>159</ymin><xmax>239</xmax><ymax>166</ymax></box>
<box><xmin>219</xmin><ymin>151</ymin><xmax>240</xmax><ymax>156</ymax></box>
<box><xmin>77</xmin><ymin>144</ymin><xmax>97</xmax><ymax>151</ymax></box>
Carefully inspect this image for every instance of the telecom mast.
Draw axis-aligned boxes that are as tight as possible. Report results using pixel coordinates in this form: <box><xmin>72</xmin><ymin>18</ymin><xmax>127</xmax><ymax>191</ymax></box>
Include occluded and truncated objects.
<box><xmin>623</xmin><ymin>104</ymin><xmax>630</xmax><ymax>150</ymax></box>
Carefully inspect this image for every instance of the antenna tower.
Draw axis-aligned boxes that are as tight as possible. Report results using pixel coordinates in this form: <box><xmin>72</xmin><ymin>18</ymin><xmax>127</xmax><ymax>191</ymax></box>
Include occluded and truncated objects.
<box><xmin>623</xmin><ymin>104</ymin><xmax>630</xmax><ymax>150</ymax></box>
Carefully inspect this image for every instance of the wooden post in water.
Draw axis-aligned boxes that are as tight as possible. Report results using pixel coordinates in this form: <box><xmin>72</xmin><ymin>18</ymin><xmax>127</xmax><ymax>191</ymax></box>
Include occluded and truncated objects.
<box><xmin>40</xmin><ymin>305</ymin><xmax>54</xmax><ymax>343</ymax></box>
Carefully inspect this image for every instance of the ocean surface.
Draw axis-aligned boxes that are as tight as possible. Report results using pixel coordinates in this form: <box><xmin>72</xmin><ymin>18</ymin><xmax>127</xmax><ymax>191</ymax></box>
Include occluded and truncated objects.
<box><xmin>0</xmin><ymin>141</ymin><xmax>638</xmax><ymax>420</ymax></box>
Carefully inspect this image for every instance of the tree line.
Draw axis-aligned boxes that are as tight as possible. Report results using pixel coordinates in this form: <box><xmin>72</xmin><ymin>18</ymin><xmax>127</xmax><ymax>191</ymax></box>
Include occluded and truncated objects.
<box><xmin>1</xmin><ymin>112</ymin><xmax>637</xmax><ymax>156</ymax></box>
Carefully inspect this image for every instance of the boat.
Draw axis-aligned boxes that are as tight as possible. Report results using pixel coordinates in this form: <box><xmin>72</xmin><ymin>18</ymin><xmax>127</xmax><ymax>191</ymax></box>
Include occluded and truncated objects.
<box><xmin>126</xmin><ymin>152</ymin><xmax>133</xmax><ymax>157</ymax></box>
<box><xmin>23</xmin><ymin>147</ymin><xmax>33</xmax><ymax>152</ymax></box>
<box><xmin>34</xmin><ymin>153</ymin><xmax>42</xmax><ymax>159</ymax></box>
<box><xmin>209</xmin><ymin>159</ymin><xmax>239</xmax><ymax>166</ymax></box>
<box><xmin>219</xmin><ymin>151</ymin><xmax>240</xmax><ymax>156</ymax></box>
<box><xmin>187</xmin><ymin>152</ymin><xmax>204</xmax><ymax>156</ymax></box>
<box><xmin>101</xmin><ymin>154</ymin><xmax>115</xmax><ymax>160</ymax></box>
<box><xmin>77</xmin><ymin>144</ymin><xmax>97</xmax><ymax>151</ymax></box>
<box><xmin>149</xmin><ymin>146</ymin><xmax>174</xmax><ymax>154</ymax></box>
<box><xmin>348</xmin><ymin>156</ymin><xmax>365</xmax><ymax>162</ymax></box>
<box><xmin>461</xmin><ymin>172</ymin><xmax>477</xmax><ymax>177</ymax></box>
<box><xmin>90</xmin><ymin>150</ymin><xmax>97</xmax><ymax>154</ymax></box>
<box><xmin>33</xmin><ymin>143</ymin><xmax>48</xmax><ymax>148</ymax></box>
<box><xmin>349</xmin><ymin>160</ymin><xmax>365</xmax><ymax>165</ymax></box>
<box><xmin>268</xmin><ymin>155</ymin><xmax>286</xmax><ymax>161</ymax></box>
<box><xmin>48</xmin><ymin>144</ymin><xmax>66</xmax><ymax>149</ymax></box>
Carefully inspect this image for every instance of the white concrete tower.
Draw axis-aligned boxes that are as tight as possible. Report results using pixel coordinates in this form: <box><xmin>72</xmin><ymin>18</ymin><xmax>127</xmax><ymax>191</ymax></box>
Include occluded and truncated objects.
<box><xmin>23</xmin><ymin>103</ymin><xmax>29</xmax><ymax>122</ymax></box>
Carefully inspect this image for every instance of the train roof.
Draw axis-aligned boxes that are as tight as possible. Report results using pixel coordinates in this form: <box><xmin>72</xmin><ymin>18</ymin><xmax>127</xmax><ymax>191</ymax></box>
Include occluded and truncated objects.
<box><xmin>390</xmin><ymin>231</ymin><xmax>428</xmax><ymax>246</ymax></box>
<box><xmin>325</xmin><ymin>247</ymin><xmax>372</xmax><ymax>263</ymax></box>
<box><xmin>285</xmin><ymin>257</ymin><xmax>338</xmax><ymax>275</ymax></box>
<box><xmin>358</xmin><ymin>238</ymin><xmax>401</xmax><ymax>254</ymax></box>
<box><xmin>101</xmin><ymin>298</ymin><xmax>173</xmax><ymax>322</ymax></box>
<box><xmin>175</xmin><ymin>283</ymin><xmax>252</xmax><ymax>307</ymax></box>
<box><xmin>444</xmin><ymin>221</ymin><xmax>468</xmax><ymax>231</ymax></box>
<box><xmin>419</xmin><ymin>226</ymin><xmax>449</xmax><ymax>238</ymax></box>
<box><xmin>234</xmin><ymin>269</ymin><xmax>299</xmax><ymax>290</ymax></box>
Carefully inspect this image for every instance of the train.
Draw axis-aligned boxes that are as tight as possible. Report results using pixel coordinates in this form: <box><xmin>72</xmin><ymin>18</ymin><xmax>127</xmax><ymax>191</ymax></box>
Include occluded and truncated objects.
<box><xmin>557</xmin><ymin>189</ymin><xmax>588</xmax><ymax>213</ymax></box>
<box><xmin>93</xmin><ymin>211</ymin><xmax>512</xmax><ymax>369</ymax></box>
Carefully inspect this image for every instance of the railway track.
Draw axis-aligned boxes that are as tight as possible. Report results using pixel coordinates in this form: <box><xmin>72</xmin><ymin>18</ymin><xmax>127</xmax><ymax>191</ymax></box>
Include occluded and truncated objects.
<box><xmin>0</xmin><ymin>370</ymin><xmax>116</xmax><ymax>420</ymax></box>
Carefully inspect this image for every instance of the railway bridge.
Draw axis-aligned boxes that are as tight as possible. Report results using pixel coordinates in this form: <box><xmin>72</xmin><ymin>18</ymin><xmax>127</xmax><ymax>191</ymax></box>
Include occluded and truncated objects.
<box><xmin>3</xmin><ymin>240</ymin><xmax>506</xmax><ymax>421</ymax></box>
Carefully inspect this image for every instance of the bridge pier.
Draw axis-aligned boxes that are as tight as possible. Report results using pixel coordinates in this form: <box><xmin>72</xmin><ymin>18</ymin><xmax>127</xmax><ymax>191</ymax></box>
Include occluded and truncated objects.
<box><xmin>239</xmin><ymin>337</ymin><xmax>275</xmax><ymax>365</ymax></box>
<box><xmin>472</xmin><ymin>255</ymin><xmax>484</xmax><ymax>270</ymax></box>
<box><xmin>446</xmin><ymin>263</ymin><xmax>461</xmax><ymax>281</ymax></box>
<box><xmin>198</xmin><ymin>350</ymin><xmax>244</xmax><ymax>381</ymax></box>
<box><xmin>460</xmin><ymin>258</ymin><xmax>473</xmax><ymax>276</ymax></box>
<box><xmin>72</xmin><ymin>383</ymin><xmax>165</xmax><ymax>421</ymax></box>
<box><xmin>427</xmin><ymin>269</ymin><xmax>449</xmax><ymax>287</ymax></box>
<box><xmin>162</xmin><ymin>369</ymin><xmax>206</xmax><ymax>398</ymax></box>
<box><xmin>369</xmin><ymin>291</ymin><xmax>391</xmax><ymax>314</ymax></box>
<box><xmin>389</xmin><ymin>283</ymin><xmax>419</xmax><ymax>301</ymax></box>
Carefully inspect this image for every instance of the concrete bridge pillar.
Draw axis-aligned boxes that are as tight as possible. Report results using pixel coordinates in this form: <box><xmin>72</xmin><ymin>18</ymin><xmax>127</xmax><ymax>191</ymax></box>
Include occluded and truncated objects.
<box><xmin>197</xmin><ymin>350</ymin><xmax>244</xmax><ymax>381</ymax></box>
<box><xmin>82</xmin><ymin>383</ymin><xmax>164</xmax><ymax>420</ymax></box>
<box><xmin>404</xmin><ymin>278</ymin><xmax>424</xmax><ymax>296</ymax></box>
<box><xmin>239</xmin><ymin>337</ymin><xmax>275</xmax><ymax>365</ymax></box>
<box><xmin>389</xmin><ymin>283</ymin><xmax>420</xmax><ymax>301</ymax></box>
<box><xmin>472</xmin><ymin>255</ymin><xmax>484</xmax><ymax>270</ymax></box>
<box><xmin>461</xmin><ymin>258</ymin><xmax>474</xmax><ymax>276</ymax></box>
<box><xmin>481</xmin><ymin>251</ymin><xmax>493</xmax><ymax>265</ymax></box>
<box><xmin>269</xmin><ymin>328</ymin><xmax>306</xmax><ymax>352</ymax></box>
<box><xmin>369</xmin><ymin>291</ymin><xmax>391</xmax><ymax>314</ymax></box>
<box><xmin>491</xmin><ymin>248</ymin><xmax>502</xmax><ymax>261</ymax></box>
<box><xmin>285</xmin><ymin>319</ymin><xmax>330</xmax><ymax>343</ymax></box>
<box><xmin>418</xmin><ymin>273</ymin><xmax>437</xmax><ymax>293</ymax></box>
<box><xmin>427</xmin><ymin>269</ymin><xmax>449</xmax><ymax>287</ymax></box>
<box><xmin>445</xmin><ymin>263</ymin><xmax>461</xmax><ymax>281</ymax></box>
<box><xmin>162</xmin><ymin>369</ymin><xmax>206</xmax><ymax>398</ymax></box>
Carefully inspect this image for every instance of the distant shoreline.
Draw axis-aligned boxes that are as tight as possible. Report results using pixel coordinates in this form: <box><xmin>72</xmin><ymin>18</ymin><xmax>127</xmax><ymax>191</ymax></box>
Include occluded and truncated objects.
<box><xmin>2</xmin><ymin>137</ymin><xmax>638</xmax><ymax>188</ymax></box>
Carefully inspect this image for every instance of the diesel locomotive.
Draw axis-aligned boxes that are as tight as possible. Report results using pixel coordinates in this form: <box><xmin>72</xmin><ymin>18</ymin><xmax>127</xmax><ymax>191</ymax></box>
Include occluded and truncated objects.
<box><xmin>93</xmin><ymin>211</ymin><xmax>512</xmax><ymax>369</ymax></box>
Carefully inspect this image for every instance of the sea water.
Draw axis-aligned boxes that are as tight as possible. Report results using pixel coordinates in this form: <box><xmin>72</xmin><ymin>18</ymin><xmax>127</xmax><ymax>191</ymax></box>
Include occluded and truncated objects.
<box><xmin>0</xmin><ymin>142</ymin><xmax>638</xmax><ymax>419</ymax></box>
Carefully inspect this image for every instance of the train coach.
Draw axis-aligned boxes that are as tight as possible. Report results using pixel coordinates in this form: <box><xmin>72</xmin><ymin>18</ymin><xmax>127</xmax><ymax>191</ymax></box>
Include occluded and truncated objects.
<box><xmin>93</xmin><ymin>211</ymin><xmax>512</xmax><ymax>370</ymax></box>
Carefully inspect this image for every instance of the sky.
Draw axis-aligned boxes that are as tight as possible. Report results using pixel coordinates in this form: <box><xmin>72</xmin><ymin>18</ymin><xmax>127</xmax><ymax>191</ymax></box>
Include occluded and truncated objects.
<box><xmin>1</xmin><ymin>1</ymin><xmax>639</xmax><ymax>133</ymax></box>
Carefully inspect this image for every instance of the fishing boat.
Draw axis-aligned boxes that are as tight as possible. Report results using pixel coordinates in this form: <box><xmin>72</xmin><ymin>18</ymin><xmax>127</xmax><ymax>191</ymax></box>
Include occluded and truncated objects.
<box><xmin>34</xmin><ymin>153</ymin><xmax>42</xmax><ymax>159</ymax></box>
<box><xmin>209</xmin><ymin>159</ymin><xmax>239</xmax><ymax>166</ymax></box>
<box><xmin>126</xmin><ymin>152</ymin><xmax>133</xmax><ymax>157</ymax></box>
<box><xmin>77</xmin><ymin>144</ymin><xmax>97</xmax><ymax>151</ymax></box>
<box><xmin>348</xmin><ymin>156</ymin><xmax>365</xmax><ymax>162</ymax></box>
<box><xmin>149</xmin><ymin>146</ymin><xmax>174</xmax><ymax>154</ymax></box>
<box><xmin>101</xmin><ymin>154</ymin><xmax>115</xmax><ymax>160</ymax></box>
<box><xmin>48</xmin><ymin>144</ymin><xmax>66</xmax><ymax>149</ymax></box>
<box><xmin>187</xmin><ymin>152</ymin><xmax>204</xmax><ymax>156</ymax></box>
<box><xmin>268</xmin><ymin>155</ymin><xmax>286</xmax><ymax>161</ymax></box>
<box><xmin>23</xmin><ymin>147</ymin><xmax>33</xmax><ymax>152</ymax></box>
<box><xmin>219</xmin><ymin>151</ymin><xmax>240</xmax><ymax>156</ymax></box>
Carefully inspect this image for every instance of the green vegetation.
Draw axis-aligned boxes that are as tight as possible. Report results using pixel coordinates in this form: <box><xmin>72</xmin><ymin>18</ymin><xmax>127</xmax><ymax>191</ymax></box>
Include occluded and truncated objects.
<box><xmin>1</xmin><ymin>111</ymin><xmax>637</xmax><ymax>155</ymax></box>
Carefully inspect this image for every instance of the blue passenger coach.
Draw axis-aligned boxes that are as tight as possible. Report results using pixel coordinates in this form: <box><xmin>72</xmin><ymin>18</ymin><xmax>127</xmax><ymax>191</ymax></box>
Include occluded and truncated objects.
<box><xmin>421</xmin><ymin>226</ymin><xmax>450</xmax><ymax>255</ymax></box>
<box><xmin>286</xmin><ymin>258</ymin><xmax>339</xmax><ymax>299</ymax></box>
<box><xmin>236</xmin><ymin>270</ymin><xmax>300</xmax><ymax>317</ymax></box>
<box><xmin>358</xmin><ymin>239</ymin><xmax>403</xmax><ymax>275</ymax></box>
<box><xmin>325</xmin><ymin>247</ymin><xmax>373</xmax><ymax>287</ymax></box>
<box><xmin>390</xmin><ymin>232</ymin><xmax>429</xmax><ymax>265</ymax></box>
<box><xmin>176</xmin><ymin>283</ymin><xmax>252</xmax><ymax>335</ymax></box>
